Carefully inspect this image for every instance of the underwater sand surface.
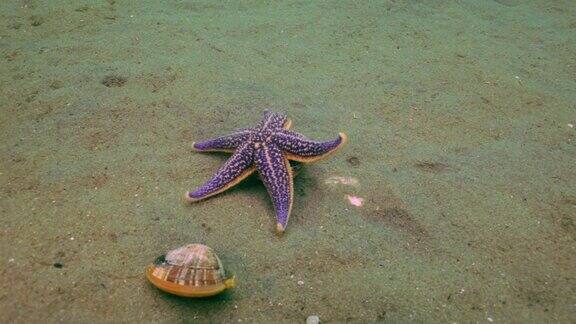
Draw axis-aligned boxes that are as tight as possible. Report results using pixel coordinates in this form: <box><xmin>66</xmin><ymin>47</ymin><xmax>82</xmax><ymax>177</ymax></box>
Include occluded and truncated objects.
<box><xmin>1</xmin><ymin>0</ymin><xmax>575</xmax><ymax>322</ymax></box>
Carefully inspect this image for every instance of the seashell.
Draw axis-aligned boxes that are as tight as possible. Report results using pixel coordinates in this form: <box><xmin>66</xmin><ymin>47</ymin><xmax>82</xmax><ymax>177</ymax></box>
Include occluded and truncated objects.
<box><xmin>146</xmin><ymin>243</ymin><xmax>235</xmax><ymax>297</ymax></box>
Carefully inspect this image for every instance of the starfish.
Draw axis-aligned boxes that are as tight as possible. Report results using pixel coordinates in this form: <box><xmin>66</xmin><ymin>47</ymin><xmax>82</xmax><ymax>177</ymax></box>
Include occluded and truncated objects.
<box><xmin>185</xmin><ymin>110</ymin><xmax>347</xmax><ymax>233</ymax></box>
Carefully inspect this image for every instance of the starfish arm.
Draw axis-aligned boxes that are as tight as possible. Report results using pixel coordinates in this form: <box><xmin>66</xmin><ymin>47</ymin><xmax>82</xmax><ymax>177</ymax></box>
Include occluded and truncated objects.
<box><xmin>274</xmin><ymin>130</ymin><xmax>348</xmax><ymax>163</ymax></box>
<box><xmin>257</xmin><ymin>110</ymin><xmax>288</xmax><ymax>130</ymax></box>
<box><xmin>254</xmin><ymin>143</ymin><xmax>294</xmax><ymax>233</ymax></box>
<box><xmin>192</xmin><ymin>129</ymin><xmax>253</xmax><ymax>153</ymax></box>
<box><xmin>186</xmin><ymin>142</ymin><xmax>256</xmax><ymax>202</ymax></box>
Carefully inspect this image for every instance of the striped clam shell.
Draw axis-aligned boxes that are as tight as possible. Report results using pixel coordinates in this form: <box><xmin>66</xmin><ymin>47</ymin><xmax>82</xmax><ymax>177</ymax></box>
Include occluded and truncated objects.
<box><xmin>146</xmin><ymin>244</ymin><xmax>235</xmax><ymax>297</ymax></box>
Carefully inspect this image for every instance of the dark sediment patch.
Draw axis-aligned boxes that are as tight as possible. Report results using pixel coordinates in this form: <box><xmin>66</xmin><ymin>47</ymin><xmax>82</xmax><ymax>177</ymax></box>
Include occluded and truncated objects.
<box><xmin>362</xmin><ymin>207</ymin><xmax>428</xmax><ymax>241</ymax></box>
<box><xmin>414</xmin><ymin>161</ymin><xmax>450</xmax><ymax>173</ymax></box>
<box><xmin>558</xmin><ymin>196</ymin><xmax>576</xmax><ymax>232</ymax></box>
<box><xmin>493</xmin><ymin>0</ymin><xmax>520</xmax><ymax>7</ymax></box>
<box><xmin>29</xmin><ymin>15</ymin><xmax>43</xmax><ymax>27</ymax></box>
<box><xmin>101</xmin><ymin>75</ymin><xmax>127</xmax><ymax>87</ymax></box>
<box><xmin>81</xmin><ymin>131</ymin><xmax>119</xmax><ymax>150</ymax></box>
<box><xmin>347</xmin><ymin>156</ymin><xmax>360</xmax><ymax>167</ymax></box>
<box><xmin>285</xmin><ymin>248</ymin><xmax>370</xmax><ymax>275</ymax></box>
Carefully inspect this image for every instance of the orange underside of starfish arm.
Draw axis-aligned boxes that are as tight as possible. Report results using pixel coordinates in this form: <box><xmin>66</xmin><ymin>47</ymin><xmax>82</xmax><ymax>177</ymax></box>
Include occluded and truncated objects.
<box><xmin>185</xmin><ymin>166</ymin><xmax>257</xmax><ymax>202</ymax></box>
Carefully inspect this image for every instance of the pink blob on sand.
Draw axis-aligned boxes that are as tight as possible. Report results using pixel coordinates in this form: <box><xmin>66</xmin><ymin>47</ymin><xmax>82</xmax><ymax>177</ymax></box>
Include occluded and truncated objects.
<box><xmin>346</xmin><ymin>195</ymin><xmax>364</xmax><ymax>207</ymax></box>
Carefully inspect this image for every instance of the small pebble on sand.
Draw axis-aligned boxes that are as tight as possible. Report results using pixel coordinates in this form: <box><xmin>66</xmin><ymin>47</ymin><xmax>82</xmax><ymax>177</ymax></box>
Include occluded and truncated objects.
<box><xmin>306</xmin><ymin>315</ymin><xmax>320</xmax><ymax>324</ymax></box>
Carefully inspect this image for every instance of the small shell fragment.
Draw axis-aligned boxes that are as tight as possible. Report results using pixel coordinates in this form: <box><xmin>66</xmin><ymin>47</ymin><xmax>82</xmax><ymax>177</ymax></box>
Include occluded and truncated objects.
<box><xmin>346</xmin><ymin>194</ymin><xmax>364</xmax><ymax>207</ymax></box>
<box><xmin>306</xmin><ymin>315</ymin><xmax>320</xmax><ymax>324</ymax></box>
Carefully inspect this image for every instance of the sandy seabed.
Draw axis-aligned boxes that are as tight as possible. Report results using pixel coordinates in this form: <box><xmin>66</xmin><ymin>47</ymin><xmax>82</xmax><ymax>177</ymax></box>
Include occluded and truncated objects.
<box><xmin>1</xmin><ymin>0</ymin><xmax>575</xmax><ymax>322</ymax></box>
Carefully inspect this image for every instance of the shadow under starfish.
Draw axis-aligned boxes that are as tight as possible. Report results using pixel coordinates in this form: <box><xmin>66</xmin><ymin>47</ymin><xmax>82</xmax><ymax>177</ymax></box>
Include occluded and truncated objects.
<box><xmin>185</xmin><ymin>110</ymin><xmax>347</xmax><ymax>234</ymax></box>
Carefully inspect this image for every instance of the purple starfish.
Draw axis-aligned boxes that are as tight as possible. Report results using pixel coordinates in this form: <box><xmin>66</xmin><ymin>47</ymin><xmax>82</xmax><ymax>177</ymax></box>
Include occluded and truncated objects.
<box><xmin>185</xmin><ymin>110</ymin><xmax>347</xmax><ymax>233</ymax></box>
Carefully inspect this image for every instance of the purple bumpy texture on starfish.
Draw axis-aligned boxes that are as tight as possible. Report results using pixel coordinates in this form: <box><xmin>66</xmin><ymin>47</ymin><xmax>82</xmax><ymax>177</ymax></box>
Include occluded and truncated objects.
<box><xmin>186</xmin><ymin>110</ymin><xmax>347</xmax><ymax>233</ymax></box>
